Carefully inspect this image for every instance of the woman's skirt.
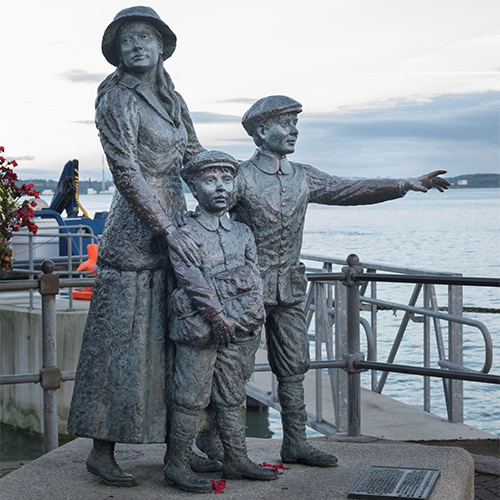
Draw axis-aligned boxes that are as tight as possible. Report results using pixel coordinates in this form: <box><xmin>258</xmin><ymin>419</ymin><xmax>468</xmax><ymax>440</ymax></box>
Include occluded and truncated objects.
<box><xmin>68</xmin><ymin>266</ymin><xmax>171</xmax><ymax>443</ymax></box>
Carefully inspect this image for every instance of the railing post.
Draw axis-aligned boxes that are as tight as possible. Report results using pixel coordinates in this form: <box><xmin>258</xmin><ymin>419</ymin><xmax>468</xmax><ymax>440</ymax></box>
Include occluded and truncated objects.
<box><xmin>448</xmin><ymin>281</ymin><xmax>464</xmax><ymax>423</ymax></box>
<box><xmin>342</xmin><ymin>254</ymin><xmax>364</xmax><ymax>437</ymax></box>
<box><xmin>334</xmin><ymin>279</ymin><xmax>348</xmax><ymax>432</ymax></box>
<box><xmin>38</xmin><ymin>260</ymin><xmax>61</xmax><ymax>453</ymax></box>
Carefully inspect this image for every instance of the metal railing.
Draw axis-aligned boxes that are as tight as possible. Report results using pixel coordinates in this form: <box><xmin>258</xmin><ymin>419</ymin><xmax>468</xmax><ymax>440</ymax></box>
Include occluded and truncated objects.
<box><xmin>0</xmin><ymin>260</ymin><xmax>93</xmax><ymax>452</ymax></box>
<box><xmin>0</xmin><ymin>255</ymin><xmax>499</xmax><ymax>453</ymax></box>
<box><xmin>8</xmin><ymin>225</ymin><xmax>99</xmax><ymax>311</ymax></box>
<box><xmin>253</xmin><ymin>254</ymin><xmax>499</xmax><ymax>434</ymax></box>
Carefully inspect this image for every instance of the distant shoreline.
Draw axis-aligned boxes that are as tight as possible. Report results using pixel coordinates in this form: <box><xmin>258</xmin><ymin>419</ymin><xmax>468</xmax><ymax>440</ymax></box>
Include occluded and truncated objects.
<box><xmin>20</xmin><ymin>173</ymin><xmax>500</xmax><ymax>192</ymax></box>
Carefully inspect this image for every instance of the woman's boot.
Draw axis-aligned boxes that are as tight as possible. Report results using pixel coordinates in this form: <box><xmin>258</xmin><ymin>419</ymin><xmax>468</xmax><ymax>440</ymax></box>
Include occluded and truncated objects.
<box><xmin>86</xmin><ymin>439</ymin><xmax>137</xmax><ymax>486</ymax></box>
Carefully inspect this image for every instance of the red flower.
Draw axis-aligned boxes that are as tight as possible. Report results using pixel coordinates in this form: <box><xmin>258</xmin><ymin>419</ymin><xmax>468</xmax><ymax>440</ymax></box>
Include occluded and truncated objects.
<box><xmin>0</xmin><ymin>147</ymin><xmax>39</xmax><ymax>271</ymax></box>
<box><xmin>210</xmin><ymin>479</ymin><xmax>227</xmax><ymax>494</ymax></box>
<box><xmin>260</xmin><ymin>462</ymin><xmax>291</xmax><ymax>472</ymax></box>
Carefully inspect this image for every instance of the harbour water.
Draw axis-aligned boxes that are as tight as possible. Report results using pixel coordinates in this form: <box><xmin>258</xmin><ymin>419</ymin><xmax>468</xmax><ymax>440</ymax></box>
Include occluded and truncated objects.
<box><xmin>78</xmin><ymin>187</ymin><xmax>500</xmax><ymax>437</ymax></box>
<box><xmin>299</xmin><ymin>187</ymin><xmax>500</xmax><ymax>437</ymax></box>
<box><xmin>1</xmin><ymin>187</ymin><xmax>498</xmax><ymax>461</ymax></box>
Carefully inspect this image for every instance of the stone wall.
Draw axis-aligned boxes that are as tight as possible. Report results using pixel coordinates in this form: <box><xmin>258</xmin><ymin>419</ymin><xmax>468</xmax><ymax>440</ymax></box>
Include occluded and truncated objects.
<box><xmin>0</xmin><ymin>305</ymin><xmax>87</xmax><ymax>435</ymax></box>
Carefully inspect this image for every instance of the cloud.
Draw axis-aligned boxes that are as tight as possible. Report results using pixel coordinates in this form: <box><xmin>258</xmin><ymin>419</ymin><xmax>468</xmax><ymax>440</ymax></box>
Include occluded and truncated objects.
<box><xmin>11</xmin><ymin>155</ymin><xmax>36</xmax><ymax>162</ymax></box>
<box><xmin>190</xmin><ymin>112</ymin><xmax>240</xmax><ymax>124</ymax></box>
<box><xmin>217</xmin><ymin>97</ymin><xmax>257</xmax><ymax>105</ymax></box>
<box><xmin>303</xmin><ymin>92</ymin><xmax>499</xmax><ymax>144</ymax></box>
<box><xmin>290</xmin><ymin>92</ymin><xmax>500</xmax><ymax>177</ymax></box>
<box><xmin>73</xmin><ymin>120</ymin><xmax>95</xmax><ymax>126</ymax></box>
<box><xmin>59</xmin><ymin>70</ymin><xmax>108</xmax><ymax>83</ymax></box>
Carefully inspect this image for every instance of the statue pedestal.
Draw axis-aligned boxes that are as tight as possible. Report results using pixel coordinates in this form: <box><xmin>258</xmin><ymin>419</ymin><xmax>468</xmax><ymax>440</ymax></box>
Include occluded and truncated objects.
<box><xmin>0</xmin><ymin>435</ymin><xmax>474</xmax><ymax>499</ymax></box>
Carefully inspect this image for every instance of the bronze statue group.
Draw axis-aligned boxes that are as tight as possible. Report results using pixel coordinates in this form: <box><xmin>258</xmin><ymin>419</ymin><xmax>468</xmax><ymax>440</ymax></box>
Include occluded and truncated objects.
<box><xmin>68</xmin><ymin>6</ymin><xmax>450</xmax><ymax>494</ymax></box>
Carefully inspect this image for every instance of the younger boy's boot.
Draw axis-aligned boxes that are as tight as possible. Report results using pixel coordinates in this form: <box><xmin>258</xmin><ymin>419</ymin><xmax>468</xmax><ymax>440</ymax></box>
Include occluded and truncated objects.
<box><xmin>216</xmin><ymin>407</ymin><xmax>278</xmax><ymax>481</ymax></box>
<box><xmin>164</xmin><ymin>409</ymin><xmax>213</xmax><ymax>493</ymax></box>
<box><xmin>195</xmin><ymin>407</ymin><xmax>225</xmax><ymax>462</ymax></box>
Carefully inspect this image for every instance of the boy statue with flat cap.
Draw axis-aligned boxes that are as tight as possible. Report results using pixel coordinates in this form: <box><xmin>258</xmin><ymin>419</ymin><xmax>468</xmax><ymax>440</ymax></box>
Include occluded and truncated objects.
<box><xmin>224</xmin><ymin>95</ymin><xmax>450</xmax><ymax>467</ymax></box>
<box><xmin>165</xmin><ymin>150</ymin><xmax>277</xmax><ymax>493</ymax></box>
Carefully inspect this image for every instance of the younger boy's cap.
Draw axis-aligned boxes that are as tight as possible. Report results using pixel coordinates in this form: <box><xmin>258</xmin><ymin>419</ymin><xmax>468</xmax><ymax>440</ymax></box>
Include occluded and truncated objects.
<box><xmin>181</xmin><ymin>150</ymin><xmax>239</xmax><ymax>183</ymax></box>
<box><xmin>242</xmin><ymin>95</ymin><xmax>302</xmax><ymax>136</ymax></box>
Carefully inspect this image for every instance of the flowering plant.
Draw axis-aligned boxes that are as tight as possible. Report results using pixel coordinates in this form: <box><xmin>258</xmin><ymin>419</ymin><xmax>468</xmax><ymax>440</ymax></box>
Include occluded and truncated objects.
<box><xmin>1</xmin><ymin>146</ymin><xmax>40</xmax><ymax>272</ymax></box>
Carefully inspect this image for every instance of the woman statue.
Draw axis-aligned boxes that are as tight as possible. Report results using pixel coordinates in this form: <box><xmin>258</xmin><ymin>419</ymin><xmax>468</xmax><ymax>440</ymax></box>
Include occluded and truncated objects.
<box><xmin>68</xmin><ymin>6</ymin><xmax>210</xmax><ymax>487</ymax></box>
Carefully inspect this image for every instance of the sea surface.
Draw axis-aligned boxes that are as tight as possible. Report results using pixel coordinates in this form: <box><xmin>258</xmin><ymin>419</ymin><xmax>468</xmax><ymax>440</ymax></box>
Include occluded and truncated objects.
<box><xmin>78</xmin><ymin>187</ymin><xmax>500</xmax><ymax>437</ymax></box>
<box><xmin>2</xmin><ymin>188</ymin><xmax>498</xmax><ymax>461</ymax></box>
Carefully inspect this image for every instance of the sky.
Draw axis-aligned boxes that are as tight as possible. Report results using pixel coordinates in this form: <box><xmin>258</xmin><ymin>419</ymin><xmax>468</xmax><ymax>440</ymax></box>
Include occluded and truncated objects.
<box><xmin>1</xmin><ymin>0</ymin><xmax>499</xmax><ymax>181</ymax></box>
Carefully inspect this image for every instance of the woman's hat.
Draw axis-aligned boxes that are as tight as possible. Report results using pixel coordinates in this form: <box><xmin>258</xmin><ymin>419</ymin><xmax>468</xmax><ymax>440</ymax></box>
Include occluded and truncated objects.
<box><xmin>102</xmin><ymin>6</ymin><xmax>177</xmax><ymax>66</ymax></box>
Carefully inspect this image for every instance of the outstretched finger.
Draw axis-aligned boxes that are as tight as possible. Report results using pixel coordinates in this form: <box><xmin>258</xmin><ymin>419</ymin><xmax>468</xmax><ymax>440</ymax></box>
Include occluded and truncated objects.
<box><xmin>428</xmin><ymin>169</ymin><xmax>447</xmax><ymax>178</ymax></box>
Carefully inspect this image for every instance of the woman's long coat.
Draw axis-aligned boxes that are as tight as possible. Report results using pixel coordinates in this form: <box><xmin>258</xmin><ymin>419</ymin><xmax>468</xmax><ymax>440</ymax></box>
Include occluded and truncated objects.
<box><xmin>67</xmin><ymin>71</ymin><xmax>203</xmax><ymax>443</ymax></box>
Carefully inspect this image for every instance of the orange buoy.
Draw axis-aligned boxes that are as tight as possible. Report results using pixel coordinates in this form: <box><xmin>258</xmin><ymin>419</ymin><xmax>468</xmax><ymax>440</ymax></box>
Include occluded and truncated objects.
<box><xmin>72</xmin><ymin>244</ymin><xmax>98</xmax><ymax>301</ymax></box>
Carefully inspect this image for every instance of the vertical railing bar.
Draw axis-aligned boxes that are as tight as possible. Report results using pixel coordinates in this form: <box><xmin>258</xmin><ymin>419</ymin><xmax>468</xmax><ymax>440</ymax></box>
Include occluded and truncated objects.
<box><xmin>304</xmin><ymin>281</ymin><xmax>316</xmax><ymax>331</ymax></box>
<box><xmin>368</xmin><ymin>269</ymin><xmax>378</xmax><ymax>391</ymax></box>
<box><xmin>322</xmin><ymin>262</ymin><xmax>338</xmax><ymax>430</ymax></box>
<box><xmin>39</xmin><ymin>260</ymin><xmax>60</xmax><ymax>453</ymax></box>
<box><xmin>78</xmin><ymin>229</ymin><xmax>84</xmax><ymax>266</ymax></box>
<box><xmin>345</xmin><ymin>255</ymin><xmax>362</xmax><ymax>437</ymax></box>
<box><xmin>67</xmin><ymin>234</ymin><xmax>74</xmax><ymax>311</ymax></box>
<box><xmin>314</xmin><ymin>282</ymin><xmax>324</xmax><ymax>423</ymax></box>
<box><xmin>423</xmin><ymin>284</ymin><xmax>431</xmax><ymax>412</ymax></box>
<box><xmin>28</xmin><ymin>233</ymin><xmax>34</xmax><ymax>310</ymax></box>
<box><xmin>375</xmin><ymin>283</ymin><xmax>422</xmax><ymax>393</ymax></box>
<box><xmin>334</xmin><ymin>279</ymin><xmax>348</xmax><ymax>432</ymax></box>
<box><xmin>429</xmin><ymin>285</ymin><xmax>452</xmax><ymax>418</ymax></box>
<box><xmin>319</xmin><ymin>283</ymin><xmax>337</xmax><ymax>424</ymax></box>
<box><xmin>448</xmin><ymin>281</ymin><xmax>464</xmax><ymax>423</ymax></box>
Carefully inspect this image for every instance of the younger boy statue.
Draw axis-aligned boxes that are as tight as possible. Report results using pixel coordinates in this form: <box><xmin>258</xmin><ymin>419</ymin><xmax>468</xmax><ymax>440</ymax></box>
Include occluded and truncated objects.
<box><xmin>165</xmin><ymin>150</ymin><xmax>278</xmax><ymax>493</ymax></box>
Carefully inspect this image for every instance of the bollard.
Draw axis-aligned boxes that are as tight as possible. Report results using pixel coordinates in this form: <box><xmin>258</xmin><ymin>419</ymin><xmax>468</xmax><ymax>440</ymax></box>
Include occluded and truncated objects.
<box><xmin>38</xmin><ymin>260</ymin><xmax>61</xmax><ymax>453</ymax></box>
<box><xmin>342</xmin><ymin>254</ymin><xmax>364</xmax><ymax>437</ymax></box>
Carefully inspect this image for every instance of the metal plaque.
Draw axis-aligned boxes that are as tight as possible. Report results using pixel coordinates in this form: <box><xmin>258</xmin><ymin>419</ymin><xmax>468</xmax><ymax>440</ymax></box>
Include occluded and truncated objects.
<box><xmin>348</xmin><ymin>466</ymin><xmax>440</xmax><ymax>500</ymax></box>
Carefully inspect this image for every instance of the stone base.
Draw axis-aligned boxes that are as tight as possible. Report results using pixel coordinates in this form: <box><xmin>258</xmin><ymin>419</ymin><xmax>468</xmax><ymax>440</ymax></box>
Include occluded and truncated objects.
<box><xmin>0</xmin><ymin>436</ymin><xmax>474</xmax><ymax>499</ymax></box>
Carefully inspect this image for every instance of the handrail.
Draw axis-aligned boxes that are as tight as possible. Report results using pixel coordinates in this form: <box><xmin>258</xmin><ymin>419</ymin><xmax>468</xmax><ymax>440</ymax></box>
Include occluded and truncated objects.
<box><xmin>301</xmin><ymin>253</ymin><xmax>459</xmax><ymax>276</ymax></box>
<box><xmin>306</xmin><ymin>255</ymin><xmax>499</xmax><ymax>435</ymax></box>
<box><xmin>360</xmin><ymin>296</ymin><xmax>493</xmax><ymax>373</ymax></box>
<box><xmin>307</xmin><ymin>272</ymin><xmax>500</xmax><ymax>287</ymax></box>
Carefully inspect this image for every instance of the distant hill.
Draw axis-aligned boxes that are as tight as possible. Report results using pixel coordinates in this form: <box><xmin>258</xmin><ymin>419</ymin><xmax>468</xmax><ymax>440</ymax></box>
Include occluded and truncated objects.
<box><xmin>20</xmin><ymin>178</ymin><xmax>115</xmax><ymax>195</ymax></box>
<box><xmin>21</xmin><ymin>173</ymin><xmax>500</xmax><ymax>194</ymax></box>
<box><xmin>446</xmin><ymin>173</ymin><xmax>499</xmax><ymax>188</ymax></box>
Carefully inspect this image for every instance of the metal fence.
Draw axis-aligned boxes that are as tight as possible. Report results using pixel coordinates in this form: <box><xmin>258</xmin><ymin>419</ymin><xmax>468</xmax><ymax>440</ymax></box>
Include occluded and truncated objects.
<box><xmin>0</xmin><ymin>255</ymin><xmax>499</xmax><ymax>453</ymax></box>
